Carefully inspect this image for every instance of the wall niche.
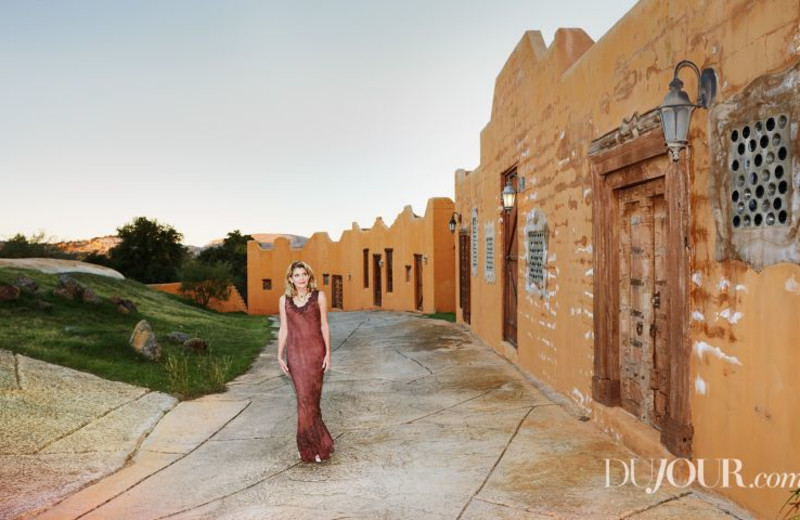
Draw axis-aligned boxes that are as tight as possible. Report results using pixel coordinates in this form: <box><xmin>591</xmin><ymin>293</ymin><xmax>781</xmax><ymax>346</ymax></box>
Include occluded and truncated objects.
<box><xmin>709</xmin><ymin>61</ymin><xmax>800</xmax><ymax>271</ymax></box>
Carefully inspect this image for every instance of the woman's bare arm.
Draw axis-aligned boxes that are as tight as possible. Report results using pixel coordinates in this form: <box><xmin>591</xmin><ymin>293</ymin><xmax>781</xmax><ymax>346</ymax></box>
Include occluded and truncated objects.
<box><xmin>277</xmin><ymin>295</ymin><xmax>289</xmax><ymax>374</ymax></box>
<box><xmin>318</xmin><ymin>291</ymin><xmax>331</xmax><ymax>371</ymax></box>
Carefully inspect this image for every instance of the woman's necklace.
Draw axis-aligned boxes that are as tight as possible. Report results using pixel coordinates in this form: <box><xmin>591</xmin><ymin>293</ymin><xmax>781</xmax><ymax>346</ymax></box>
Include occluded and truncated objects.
<box><xmin>294</xmin><ymin>291</ymin><xmax>311</xmax><ymax>306</ymax></box>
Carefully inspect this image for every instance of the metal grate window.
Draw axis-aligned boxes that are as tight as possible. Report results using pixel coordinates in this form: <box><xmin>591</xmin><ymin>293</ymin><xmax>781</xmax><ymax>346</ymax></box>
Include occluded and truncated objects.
<box><xmin>729</xmin><ymin>114</ymin><xmax>791</xmax><ymax>229</ymax></box>
<box><xmin>471</xmin><ymin>209</ymin><xmax>479</xmax><ymax>277</ymax></box>
<box><xmin>527</xmin><ymin>231</ymin><xmax>546</xmax><ymax>287</ymax></box>
<box><xmin>262</xmin><ymin>279</ymin><xmax>272</xmax><ymax>290</ymax></box>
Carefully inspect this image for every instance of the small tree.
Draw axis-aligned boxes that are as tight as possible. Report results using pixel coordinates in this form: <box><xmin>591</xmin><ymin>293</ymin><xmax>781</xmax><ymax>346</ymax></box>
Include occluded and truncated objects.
<box><xmin>108</xmin><ymin>217</ymin><xmax>187</xmax><ymax>283</ymax></box>
<box><xmin>178</xmin><ymin>259</ymin><xmax>233</xmax><ymax>308</ymax></box>
<box><xmin>196</xmin><ymin>229</ymin><xmax>253</xmax><ymax>300</ymax></box>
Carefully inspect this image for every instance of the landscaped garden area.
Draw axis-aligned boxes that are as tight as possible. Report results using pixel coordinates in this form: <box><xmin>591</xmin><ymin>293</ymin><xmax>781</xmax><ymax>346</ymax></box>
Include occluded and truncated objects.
<box><xmin>0</xmin><ymin>268</ymin><xmax>272</xmax><ymax>399</ymax></box>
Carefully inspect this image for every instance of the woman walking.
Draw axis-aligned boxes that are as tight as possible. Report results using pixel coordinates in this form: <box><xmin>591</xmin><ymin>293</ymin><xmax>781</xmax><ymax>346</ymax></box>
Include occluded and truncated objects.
<box><xmin>277</xmin><ymin>260</ymin><xmax>334</xmax><ymax>462</ymax></box>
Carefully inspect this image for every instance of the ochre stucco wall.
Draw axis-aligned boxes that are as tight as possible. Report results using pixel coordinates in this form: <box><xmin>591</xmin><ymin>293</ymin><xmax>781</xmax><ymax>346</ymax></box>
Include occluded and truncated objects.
<box><xmin>454</xmin><ymin>0</ymin><xmax>800</xmax><ymax>516</ymax></box>
<box><xmin>247</xmin><ymin>198</ymin><xmax>456</xmax><ymax>316</ymax></box>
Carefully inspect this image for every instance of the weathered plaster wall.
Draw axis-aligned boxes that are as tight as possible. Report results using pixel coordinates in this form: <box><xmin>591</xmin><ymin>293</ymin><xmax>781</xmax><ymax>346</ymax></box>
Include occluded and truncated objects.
<box><xmin>247</xmin><ymin>197</ymin><xmax>455</xmax><ymax>316</ymax></box>
<box><xmin>454</xmin><ymin>0</ymin><xmax>800</xmax><ymax>515</ymax></box>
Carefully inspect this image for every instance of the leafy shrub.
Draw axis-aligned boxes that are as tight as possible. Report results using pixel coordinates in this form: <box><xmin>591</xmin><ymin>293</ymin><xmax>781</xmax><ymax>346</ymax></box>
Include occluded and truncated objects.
<box><xmin>178</xmin><ymin>258</ymin><xmax>233</xmax><ymax>308</ymax></box>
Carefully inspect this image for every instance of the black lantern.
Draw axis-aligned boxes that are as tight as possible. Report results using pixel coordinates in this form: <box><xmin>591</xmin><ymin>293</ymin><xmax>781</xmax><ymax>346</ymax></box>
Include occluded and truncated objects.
<box><xmin>659</xmin><ymin>60</ymin><xmax>717</xmax><ymax>161</ymax></box>
<box><xmin>501</xmin><ymin>180</ymin><xmax>516</xmax><ymax>212</ymax></box>
<box><xmin>448</xmin><ymin>212</ymin><xmax>461</xmax><ymax>233</ymax></box>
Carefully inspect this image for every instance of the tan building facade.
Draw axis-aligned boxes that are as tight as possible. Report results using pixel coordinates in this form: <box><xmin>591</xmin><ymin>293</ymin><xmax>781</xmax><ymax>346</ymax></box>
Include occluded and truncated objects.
<box><xmin>247</xmin><ymin>198</ymin><xmax>456</xmax><ymax>316</ymax></box>
<box><xmin>453</xmin><ymin>0</ymin><xmax>800</xmax><ymax>516</ymax></box>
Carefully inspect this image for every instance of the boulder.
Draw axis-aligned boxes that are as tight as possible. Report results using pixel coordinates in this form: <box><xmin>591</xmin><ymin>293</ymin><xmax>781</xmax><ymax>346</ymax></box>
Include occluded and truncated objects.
<box><xmin>53</xmin><ymin>274</ymin><xmax>84</xmax><ymax>301</ymax></box>
<box><xmin>0</xmin><ymin>285</ymin><xmax>20</xmax><ymax>302</ymax></box>
<box><xmin>12</xmin><ymin>275</ymin><xmax>39</xmax><ymax>294</ymax></box>
<box><xmin>81</xmin><ymin>287</ymin><xmax>103</xmax><ymax>305</ymax></box>
<box><xmin>166</xmin><ymin>331</ymin><xmax>191</xmax><ymax>344</ymax></box>
<box><xmin>109</xmin><ymin>296</ymin><xmax>138</xmax><ymax>315</ymax></box>
<box><xmin>129</xmin><ymin>320</ymin><xmax>161</xmax><ymax>361</ymax></box>
<box><xmin>53</xmin><ymin>287</ymin><xmax>74</xmax><ymax>300</ymax></box>
<box><xmin>182</xmin><ymin>338</ymin><xmax>209</xmax><ymax>353</ymax></box>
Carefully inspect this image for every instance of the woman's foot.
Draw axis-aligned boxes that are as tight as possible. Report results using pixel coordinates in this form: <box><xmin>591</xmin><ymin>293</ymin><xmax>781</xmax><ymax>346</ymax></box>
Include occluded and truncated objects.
<box><xmin>315</xmin><ymin>455</ymin><xmax>321</xmax><ymax>463</ymax></box>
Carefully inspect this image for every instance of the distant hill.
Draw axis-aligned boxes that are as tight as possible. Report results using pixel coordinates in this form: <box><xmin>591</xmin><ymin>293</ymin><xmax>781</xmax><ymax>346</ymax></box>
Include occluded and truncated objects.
<box><xmin>55</xmin><ymin>235</ymin><xmax>120</xmax><ymax>256</ymax></box>
<box><xmin>55</xmin><ymin>236</ymin><xmax>203</xmax><ymax>257</ymax></box>
<box><xmin>49</xmin><ymin>232</ymin><xmax>309</xmax><ymax>257</ymax></box>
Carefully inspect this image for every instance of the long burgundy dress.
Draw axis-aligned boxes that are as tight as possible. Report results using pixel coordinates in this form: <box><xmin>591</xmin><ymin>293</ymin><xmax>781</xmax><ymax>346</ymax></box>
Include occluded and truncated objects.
<box><xmin>285</xmin><ymin>290</ymin><xmax>334</xmax><ymax>462</ymax></box>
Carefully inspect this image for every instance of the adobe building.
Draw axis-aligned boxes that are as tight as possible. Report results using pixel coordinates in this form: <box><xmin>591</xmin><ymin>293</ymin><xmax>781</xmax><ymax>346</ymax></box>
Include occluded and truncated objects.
<box><xmin>453</xmin><ymin>0</ymin><xmax>800</xmax><ymax>516</ymax></box>
<box><xmin>247</xmin><ymin>198</ymin><xmax>455</xmax><ymax>316</ymax></box>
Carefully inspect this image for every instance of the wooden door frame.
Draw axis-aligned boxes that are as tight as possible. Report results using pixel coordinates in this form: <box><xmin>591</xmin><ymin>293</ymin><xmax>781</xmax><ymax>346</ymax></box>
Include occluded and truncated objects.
<box><xmin>502</xmin><ymin>168</ymin><xmax>519</xmax><ymax>347</ymax></box>
<box><xmin>589</xmin><ymin>118</ymin><xmax>692</xmax><ymax>458</ymax></box>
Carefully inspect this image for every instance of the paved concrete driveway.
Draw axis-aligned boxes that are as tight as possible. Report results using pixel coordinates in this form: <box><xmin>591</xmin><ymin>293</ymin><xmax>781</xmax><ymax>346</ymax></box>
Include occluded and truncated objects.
<box><xmin>34</xmin><ymin>312</ymin><xmax>746</xmax><ymax>520</ymax></box>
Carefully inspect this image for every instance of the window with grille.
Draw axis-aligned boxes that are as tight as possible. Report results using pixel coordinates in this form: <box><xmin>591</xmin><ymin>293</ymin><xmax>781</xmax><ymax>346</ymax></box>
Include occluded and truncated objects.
<box><xmin>728</xmin><ymin>114</ymin><xmax>791</xmax><ymax>229</ymax></box>
<box><xmin>471</xmin><ymin>208</ymin><xmax>479</xmax><ymax>277</ymax></box>
<box><xmin>708</xmin><ymin>61</ymin><xmax>800</xmax><ymax>270</ymax></box>
<box><xmin>484</xmin><ymin>222</ymin><xmax>495</xmax><ymax>283</ymax></box>
<box><xmin>523</xmin><ymin>209</ymin><xmax>548</xmax><ymax>296</ymax></box>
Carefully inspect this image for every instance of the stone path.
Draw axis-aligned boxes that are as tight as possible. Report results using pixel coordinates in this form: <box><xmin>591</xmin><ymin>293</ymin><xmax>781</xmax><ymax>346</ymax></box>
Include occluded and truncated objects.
<box><xmin>27</xmin><ymin>312</ymin><xmax>748</xmax><ymax>519</ymax></box>
<box><xmin>0</xmin><ymin>350</ymin><xmax>176</xmax><ymax>520</ymax></box>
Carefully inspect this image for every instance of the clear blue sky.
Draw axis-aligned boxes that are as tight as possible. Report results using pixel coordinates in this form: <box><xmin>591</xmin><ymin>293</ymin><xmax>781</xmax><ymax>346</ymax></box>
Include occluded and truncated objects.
<box><xmin>1</xmin><ymin>0</ymin><xmax>637</xmax><ymax>246</ymax></box>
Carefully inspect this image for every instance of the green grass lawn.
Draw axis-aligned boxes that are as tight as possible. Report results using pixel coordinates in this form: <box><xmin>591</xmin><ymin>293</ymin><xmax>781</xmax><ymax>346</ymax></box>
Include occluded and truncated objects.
<box><xmin>0</xmin><ymin>268</ymin><xmax>272</xmax><ymax>399</ymax></box>
<box><xmin>424</xmin><ymin>312</ymin><xmax>456</xmax><ymax>323</ymax></box>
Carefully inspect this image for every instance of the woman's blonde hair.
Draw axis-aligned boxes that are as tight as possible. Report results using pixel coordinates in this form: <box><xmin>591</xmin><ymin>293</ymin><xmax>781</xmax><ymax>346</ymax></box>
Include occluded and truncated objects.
<box><xmin>283</xmin><ymin>260</ymin><xmax>318</xmax><ymax>297</ymax></box>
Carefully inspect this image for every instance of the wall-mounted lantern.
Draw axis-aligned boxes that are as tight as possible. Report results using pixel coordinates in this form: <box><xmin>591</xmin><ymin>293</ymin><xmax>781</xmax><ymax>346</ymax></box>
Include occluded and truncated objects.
<box><xmin>501</xmin><ymin>173</ymin><xmax>519</xmax><ymax>212</ymax></box>
<box><xmin>448</xmin><ymin>212</ymin><xmax>462</xmax><ymax>233</ymax></box>
<box><xmin>659</xmin><ymin>60</ymin><xmax>717</xmax><ymax>161</ymax></box>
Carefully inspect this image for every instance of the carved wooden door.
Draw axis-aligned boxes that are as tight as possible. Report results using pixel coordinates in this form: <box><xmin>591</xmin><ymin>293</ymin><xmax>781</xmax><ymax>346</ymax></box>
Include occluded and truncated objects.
<box><xmin>618</xmin><ymin>178</ymin><xmax>669</xmax><ymax>430</ymax></box>
<box><xmin>331</xmin><ymin>275</ymin><xmax>343</xmax><ymax>309</ymax></box>
<box><xmin>459</xmin><ymin>230</ymin><xmax>471</xmax><ymax>324</ymax></box>
<box><xmin>373</xmin><ymin>255</ymin><xmax>382</xmax><ymax>307</ymax></box>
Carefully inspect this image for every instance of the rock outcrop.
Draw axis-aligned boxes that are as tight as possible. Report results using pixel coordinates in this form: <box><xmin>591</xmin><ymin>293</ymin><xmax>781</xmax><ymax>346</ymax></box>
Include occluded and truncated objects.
<box><xmin>13</xmin><ymin>275</ymin><xmax>39</xmax><ymax>294</ymax></box>
<box><xmin>53</xmin><ymin>274</ymin><xmax>85</xmax><ymax>301</ymax></box>
<box><xmin>81</xmin><ymin>287</ymin><xmax>103</xmax><ymax>305</ymax></box>
<box><xmin>182</xmin><ymin>338</ymin><xmax>209</xmax><ymax>353</ymax></box>
<box><xmin>109</xmin><ymin>296</ymin><xmax>137</xmax><ymax>315</ymax></box>
<box><xmin>129</xmin><ymin>320</ymin><xmax>161</xmax><ymax>361</ymax></box>
<box><xmin>0</xmin><ymin>285</ymin><xmax>20</xmax><ymax>302</ymax></box>
<box><xmin>166</xmin><ymin>331</ymin><xmax>191</xmax><ymax>344</ymax></box>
